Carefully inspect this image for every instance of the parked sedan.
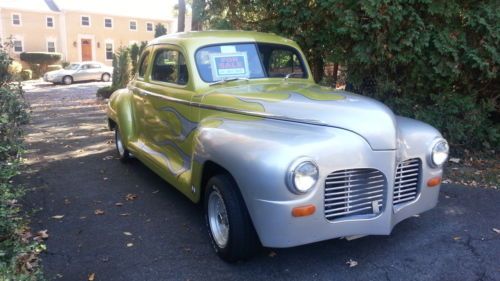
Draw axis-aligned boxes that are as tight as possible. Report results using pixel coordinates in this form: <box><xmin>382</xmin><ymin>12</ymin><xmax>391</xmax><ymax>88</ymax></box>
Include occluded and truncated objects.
<box><xmin>44</xmin><ymin>61</ymin><xmax>113</xmax><ymax>85</ymax></box>
<box><xmin>107</xmin><ymin>31</ymin><xmax>449</xmax><ymax>262</ymax></box>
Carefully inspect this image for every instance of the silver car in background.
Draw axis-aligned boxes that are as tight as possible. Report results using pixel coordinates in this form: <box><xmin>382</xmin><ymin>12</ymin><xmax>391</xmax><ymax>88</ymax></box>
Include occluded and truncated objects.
<box><xmin>44</xmin><ymin>61</ymin><xmax>113</xmax><ymax>85</ymax></box>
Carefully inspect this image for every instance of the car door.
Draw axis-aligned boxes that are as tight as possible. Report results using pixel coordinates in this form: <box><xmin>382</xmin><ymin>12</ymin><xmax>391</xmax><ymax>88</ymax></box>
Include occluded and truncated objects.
<box><xmin>141</xmin><ymin>45</ymin><xmax>196</xmax><ymax>187</ymax></box>
<box><xmin>88</xmin><ymin>63</ymin><xmax>103</xmax><ymax>80</ymax></box>
<box><xmin>72</xmin><ymin>64</ymin><xmax>85</xmax><ymax>81</ymax></box>
<box><xmin>129</xmin><ymin>48</ymin><xmax>153</xmax><ymax>143</ymax></box>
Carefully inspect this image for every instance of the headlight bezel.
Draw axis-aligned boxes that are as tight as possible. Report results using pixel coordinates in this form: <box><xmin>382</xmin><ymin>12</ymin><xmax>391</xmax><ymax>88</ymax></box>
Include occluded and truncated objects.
<box><xmin>286</xmin><ymin>157</ymin><xmax>319</xmax><ymax>194</ymax></box>
<box><xmin>428</xmin><ymin>138</ymin><xmax>449</xmax><ymax>168</ymax></box>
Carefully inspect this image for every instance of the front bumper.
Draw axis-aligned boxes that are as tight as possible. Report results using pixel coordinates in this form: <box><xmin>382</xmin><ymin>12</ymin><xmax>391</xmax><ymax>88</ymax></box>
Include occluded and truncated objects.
<box><xmin>244</xmin><ymin>150</ymin><xmax>442</xmax><ymax>248</ymax></box>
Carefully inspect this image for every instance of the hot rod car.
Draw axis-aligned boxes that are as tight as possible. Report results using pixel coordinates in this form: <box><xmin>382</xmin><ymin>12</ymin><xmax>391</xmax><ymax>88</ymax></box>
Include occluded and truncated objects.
<box><xmin>107</xmin><ymin>31</ymin><xmax>449</xmax><ymax>262</ymax></box>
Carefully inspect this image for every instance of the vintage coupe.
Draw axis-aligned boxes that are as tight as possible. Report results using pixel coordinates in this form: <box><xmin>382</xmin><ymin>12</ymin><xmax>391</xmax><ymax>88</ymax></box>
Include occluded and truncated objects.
<box><xmin>107</xmin><ymin>31</ymin><xmax>449</xmax><ymax>261</ymax></box>
<box><xmin>44</xmin><ymin>61</ymin><xmax>112</xmax><ymax>85</ymax></box>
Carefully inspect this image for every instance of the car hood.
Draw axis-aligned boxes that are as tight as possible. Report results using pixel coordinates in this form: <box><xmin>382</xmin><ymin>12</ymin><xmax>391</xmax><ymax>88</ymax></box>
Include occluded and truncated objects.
<box><xmin>200</xmin><ymin>82</ymin><xmax>397</xmax><ymax>150</ymax></box>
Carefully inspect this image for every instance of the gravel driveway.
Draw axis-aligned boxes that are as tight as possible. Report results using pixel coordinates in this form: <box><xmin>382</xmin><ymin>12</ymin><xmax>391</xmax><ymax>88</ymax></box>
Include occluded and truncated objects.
<box><xmin>20</xmin><ymin>82</ymin><xmax>500</xmax><ymax>281</ymax></box>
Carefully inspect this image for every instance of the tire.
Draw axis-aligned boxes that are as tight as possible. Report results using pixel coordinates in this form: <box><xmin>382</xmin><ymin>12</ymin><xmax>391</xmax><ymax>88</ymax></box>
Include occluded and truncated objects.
<box><xmin>101</xmin><ymin>73</ymin><xmax>111</xmax><ymax>82</ymax></box>
<box><xmin>62</xmin><ymin>75</ymin><xmax>73</xmax><ymax>85</ymax></box>
<box><xmin>115</xmin><ymin>128</ymin><xmax>130</xmax><ymax>162</ymax></box>
<box><xmin>204</xmin><ymin>174</ymin><xmax>260</xmax><ymax>262</ymax></box>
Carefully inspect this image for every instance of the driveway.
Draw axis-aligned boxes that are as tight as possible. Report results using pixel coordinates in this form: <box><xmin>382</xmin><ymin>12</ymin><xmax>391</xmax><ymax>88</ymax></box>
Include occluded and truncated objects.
<box><xmin>21</xmin><ymin>82</ymin><xmax>500</xmax><ymax>281</ymax></box>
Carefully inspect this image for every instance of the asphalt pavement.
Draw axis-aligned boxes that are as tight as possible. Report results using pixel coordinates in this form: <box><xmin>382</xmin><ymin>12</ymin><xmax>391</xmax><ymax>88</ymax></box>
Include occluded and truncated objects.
<box><xmin>19</xmin><ymin>81</ymin><xmax>500</xmax><ymax>281</ymax></box>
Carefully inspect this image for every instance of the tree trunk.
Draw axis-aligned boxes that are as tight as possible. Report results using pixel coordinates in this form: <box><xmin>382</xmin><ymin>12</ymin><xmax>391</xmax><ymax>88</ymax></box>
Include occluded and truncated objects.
<box><xmin>331</xmin><ymin>63</ymin><xmax>339</xmax><ymax>88</ymax></box>
<box><xmin>177</xmin><ymin>0</ymin><xmax>186</xmax><ymax>32</ymax></box>
<box><xmin>191</xmin><ymin>0</ymin><xmax>205</xmax><ymax>31</ymax></box>
<box><xmin>312</xmin><ymin>55</ymin><xmax>324</xmax><ymax>83</ymax></box>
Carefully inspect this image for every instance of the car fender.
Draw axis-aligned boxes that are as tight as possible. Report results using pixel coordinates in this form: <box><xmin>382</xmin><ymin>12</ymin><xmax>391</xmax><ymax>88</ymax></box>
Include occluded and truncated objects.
<box><xmin>107</xmin><ymin>88</ymin><xmax>136</xmax><ymax>146</ymax></box>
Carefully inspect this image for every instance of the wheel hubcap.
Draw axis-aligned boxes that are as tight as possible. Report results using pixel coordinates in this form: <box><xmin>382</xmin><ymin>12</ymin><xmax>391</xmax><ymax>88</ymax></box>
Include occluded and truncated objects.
<box><xmin>116</xmin><ymin>131</ymin><xmax>125</xmax><ymax>156</ymax></box>
<box><xmin>208</xmin><ymin>187</ymin><xmax>229</xmax><ymax>248</ymax></box>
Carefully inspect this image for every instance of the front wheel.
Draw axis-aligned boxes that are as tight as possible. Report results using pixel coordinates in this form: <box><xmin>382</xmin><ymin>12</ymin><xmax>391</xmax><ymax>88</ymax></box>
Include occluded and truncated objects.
<box><xmin>204</xmin><ymin>174</ymin><xmax>260</xmax><ymax>262</ymax></box>
<box><xmin>62</xmin><ymin>75</ymin><xmax>73</xmax><ymax>85</ymax></box>
<box><xmin>115</xmin><ymin>128</ymin><xmax>130</xmax><ymax>162</ymax></box>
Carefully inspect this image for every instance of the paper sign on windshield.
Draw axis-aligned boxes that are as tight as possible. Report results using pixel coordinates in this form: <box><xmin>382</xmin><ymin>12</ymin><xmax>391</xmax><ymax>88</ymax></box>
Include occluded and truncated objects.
<box><xmin>209</xmin><ymin>52</ymin><xmax>250</xmax><ymax>80</ymax></box>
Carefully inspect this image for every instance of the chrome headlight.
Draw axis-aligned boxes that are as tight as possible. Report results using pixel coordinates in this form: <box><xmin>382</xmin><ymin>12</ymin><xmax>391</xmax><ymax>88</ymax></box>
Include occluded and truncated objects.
<box><xmin>430</xmin><ymin>139</ymin><xmax>449</xmax><ymax>167</ymax></box>
<box><xmin>287</xmin><ymin>158</ymin><xmax>319</xmax><ymax>194</ymax></box>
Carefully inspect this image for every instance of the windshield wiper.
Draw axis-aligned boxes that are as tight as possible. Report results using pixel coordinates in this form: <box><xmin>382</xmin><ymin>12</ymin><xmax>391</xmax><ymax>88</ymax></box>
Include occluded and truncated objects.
<box><xmin>209</xmin><ymin>77</ymin><xmax>249</xmax><ymax>86</ymax></box>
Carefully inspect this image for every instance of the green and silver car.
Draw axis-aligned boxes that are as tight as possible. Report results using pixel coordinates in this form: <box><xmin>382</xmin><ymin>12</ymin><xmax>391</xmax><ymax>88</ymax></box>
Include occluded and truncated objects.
<box><xmin>107</xmin><ymin>31</ymin><xmax>449</xmax><ymax>262</ymax></box>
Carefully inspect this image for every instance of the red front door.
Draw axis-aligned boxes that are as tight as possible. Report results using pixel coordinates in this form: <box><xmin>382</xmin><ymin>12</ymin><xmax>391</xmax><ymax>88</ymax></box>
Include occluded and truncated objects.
<box><xmin>81</xmin><ymin>39</ymin><xmax>92</xmax><ymax>61</ymax></box>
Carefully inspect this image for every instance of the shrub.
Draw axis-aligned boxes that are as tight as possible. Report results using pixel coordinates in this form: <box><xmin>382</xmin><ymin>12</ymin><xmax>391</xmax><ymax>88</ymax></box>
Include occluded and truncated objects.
<box><xmin>111</xmin><ymin>47</ymin><xmax>131</xmax><ymax>89</ymax></box>
<box><xmin>20</xmin><ymin>70</ymin><xmax>32</xmax><ymax>81</ymax></box>
<box><xmin>7</xmin><ymin>61</ymin><xmax>22</xmax><ymax>76</ymax></box>
<box><xmin>20</xmin><ymin>52</ymin><xmax>62</xmax><ymax>77</ymax></box>
<box><xmin>46</xmin><ymin>64</ymin><xmax>62</xmax><ymax>72</ymax></box>
<box><xmin>129</xmin><ymin>43</ymin><xmax>140</xmax><ymax>75</ymax></box>
<box><xmin>96</xmin><ymin>85</ymin><xmax>116</xmax><ymax>99</ymax></box>
<box><xmin>0</xmin><ymin>41</ymin><xmax>44</xmax><ymax>280</ymax></box>
<box><xmin>61</xmin><ymin>61</ymin><xmax>70</xmax><ymax>68</ymax></box>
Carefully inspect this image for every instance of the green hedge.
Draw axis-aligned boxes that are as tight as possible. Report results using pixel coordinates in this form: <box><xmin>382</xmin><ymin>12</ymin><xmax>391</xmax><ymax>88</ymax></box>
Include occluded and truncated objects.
<box><xmin>96</xmin><ymin>85</ymin><xmax>117</xmax><ymax>99</ymax></box>
<box><xmin>20</xmin><ymin>52</ymin><xmax>62</xmax><ymax>78</ymax></box>
<box><xmin>19</xmin><ymin>52</ymin><xmax>61</xmax><ymax>65</ymax></box>
<box><xmin>0</xmin><ymin>44</ymin><xmax>44</xmax><ymax>280</ymax></box>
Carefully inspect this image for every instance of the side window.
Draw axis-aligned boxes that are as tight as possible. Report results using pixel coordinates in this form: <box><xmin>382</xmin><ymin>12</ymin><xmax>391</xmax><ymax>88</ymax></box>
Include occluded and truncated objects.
<box><xmin>268</xmin><ymin>49</ymin><xmax>304</xmax><ymax>78</ymax></box>
<box><xmin>151</xmin><ymin>49</ymin><xmax>188</xmax><ymax>85</ymax></box>
<box><xmin>138</xmin><ymin>51</ymin><xmax>150</xmax><ymax>78</ymax></box>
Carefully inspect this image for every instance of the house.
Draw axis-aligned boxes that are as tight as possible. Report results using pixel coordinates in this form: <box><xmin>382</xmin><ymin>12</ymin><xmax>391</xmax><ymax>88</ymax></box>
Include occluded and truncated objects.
<box><xmin>0</xmin><ymin>0</ymin><xmax>178</xmax><ymax>66</ymax></box>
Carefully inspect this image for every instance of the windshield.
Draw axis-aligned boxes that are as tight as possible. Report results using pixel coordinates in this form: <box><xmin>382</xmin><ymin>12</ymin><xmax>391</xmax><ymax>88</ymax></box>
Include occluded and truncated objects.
<box><xmin>195</xmin><ymin>43</ymin><xmax>307</xmax><ymax>83</ymax></box>
<box><xmin>65</xmin><ymin>64</ymin><xmax>80</xmax><ymax>70</ymax></box>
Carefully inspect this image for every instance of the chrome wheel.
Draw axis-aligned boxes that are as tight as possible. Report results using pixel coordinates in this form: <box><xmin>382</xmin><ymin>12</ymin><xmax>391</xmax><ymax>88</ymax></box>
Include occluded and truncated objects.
<box><xmin>116</xmin><ymin>130</ymin><xmax>125</xmax><ymax>156</ymax></box>
<box><xmin>208</xmin><ymin>186</ymin><xmax>229</xmax><ymax>248</ymax></box>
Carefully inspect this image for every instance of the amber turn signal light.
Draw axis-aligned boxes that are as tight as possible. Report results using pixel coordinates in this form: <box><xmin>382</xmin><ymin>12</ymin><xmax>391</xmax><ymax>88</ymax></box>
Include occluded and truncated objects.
<box><xmin>427</xmin><ymin>176</ymin><xmax>442</xmax><ymax>187</ymax></box>
<box><xmin>292</xmin><ymin>204</ymin><xmax>316</xmax><ymax>217</ymax></box>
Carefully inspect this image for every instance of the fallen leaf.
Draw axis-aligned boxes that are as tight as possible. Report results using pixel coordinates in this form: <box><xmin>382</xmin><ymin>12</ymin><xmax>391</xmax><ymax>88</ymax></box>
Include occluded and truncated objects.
<box><xmin>453</xmin><ymin>236</ymin><xmax>461</xmax><ymax>241</ymax></box>
<box><xmin>346</xmin><ymin>259</ymin><xmax>358</xmax><ymax>267</ymax></box>
<box><xmin>449</xmin><ymin>158</ymin><xmax>460</xmax><ymax>164</ymax></box>
<box><xmin>125</xmin><ymin>194</ymin><xmax>138</xmax><ymax>201</ymax></box>
<box><xmin>120</xmin><ymin>213</ymin><xmax>131</xmax><ymax>216</ymax></box>
<box><xmin>103</xmin><ymin>177</ymin><xmax>108</xmax><ymax>181</ymax></box>
<box><xmin>152</xmin><ymin>190</ymin><xmax>159</xmax><ymax>194</ymax></box>
<box><xmin>268</xmin><ymin>251</ymin><xmax>277</xmax><ymax>258</ymax></box>
<box><xmin>36</xmin><ymin>230</ymin><xmax>49</xmax><ymax>239</ymax></box>
<box><xmin>94</xmin><ymin>209</ymin><xmax>105</xmax><ymax>215</ymax></box>
<box><xmin>88</xmin><ymin>273</ymin><xmax>95</xmax><ymax>281</ymax></box>
<box><xmin>51</xmin><ymin>215</ymin><xmax>64</xmax><ymax>220</ymax></box>
<box><xmin>115</xmin><ymin>202</ymin><xmax>123</xmax><ymax>207</ymax></box>
<box><xmin>493</xmin><ymin>228</ymin><xmax>500</xmax><ymax>234</ymax></box>
<box><xmin>126</xmin><ymin>243</ymin><xmax>134</xmax><ymax>247</ymax></box>
<box><xmin>80</xmin><ymin>216</ymin><xmax>87</xmax><ymax>220</ymax></box>
<box><xmin>123</xmin><ymin>232</ymin><xmax>132</xmax><ymax>236</ymax></box>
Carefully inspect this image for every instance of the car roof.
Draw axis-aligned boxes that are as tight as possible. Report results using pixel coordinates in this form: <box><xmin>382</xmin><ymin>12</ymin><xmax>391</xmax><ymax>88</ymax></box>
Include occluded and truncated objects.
<box><xmin>148</xmin><ymin>30</ymin><xmax>301</xmax><ymax>52</ymax></box>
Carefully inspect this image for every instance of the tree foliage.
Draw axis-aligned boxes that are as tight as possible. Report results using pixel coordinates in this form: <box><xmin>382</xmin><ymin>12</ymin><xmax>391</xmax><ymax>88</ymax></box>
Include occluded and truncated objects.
<box><xmin>199</xmin><ymin>0</ymin><xmax>499</xmax><ymax>149</ymax></box>
<box><xmin>154</xmin><ymin>23</ymin><xmax>167</xmax><ymax>38</ymax></box>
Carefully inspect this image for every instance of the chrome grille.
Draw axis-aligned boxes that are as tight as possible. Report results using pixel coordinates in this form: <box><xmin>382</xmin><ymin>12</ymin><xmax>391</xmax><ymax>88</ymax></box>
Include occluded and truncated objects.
<box><xmin>324</xmin><ymin>169</ymin><xmax>386</xmax><ymax>221</ymax></box>
<box><xmin>393</xmin><ymin>158</ymin><xmax>421</xmax><ymax>205</ymax></box>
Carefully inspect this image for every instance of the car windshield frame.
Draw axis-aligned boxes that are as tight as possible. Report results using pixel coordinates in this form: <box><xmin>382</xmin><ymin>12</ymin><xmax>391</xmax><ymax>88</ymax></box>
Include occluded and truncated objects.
<box><xmin>65</xmin><ymin>64</ymin><xmax>80</xmax><ymax>70</ymax></box>
<box><xmin>194</xmin><ymin>42</ymin><xmax>309</xmax><ymax>83</ymax></box>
